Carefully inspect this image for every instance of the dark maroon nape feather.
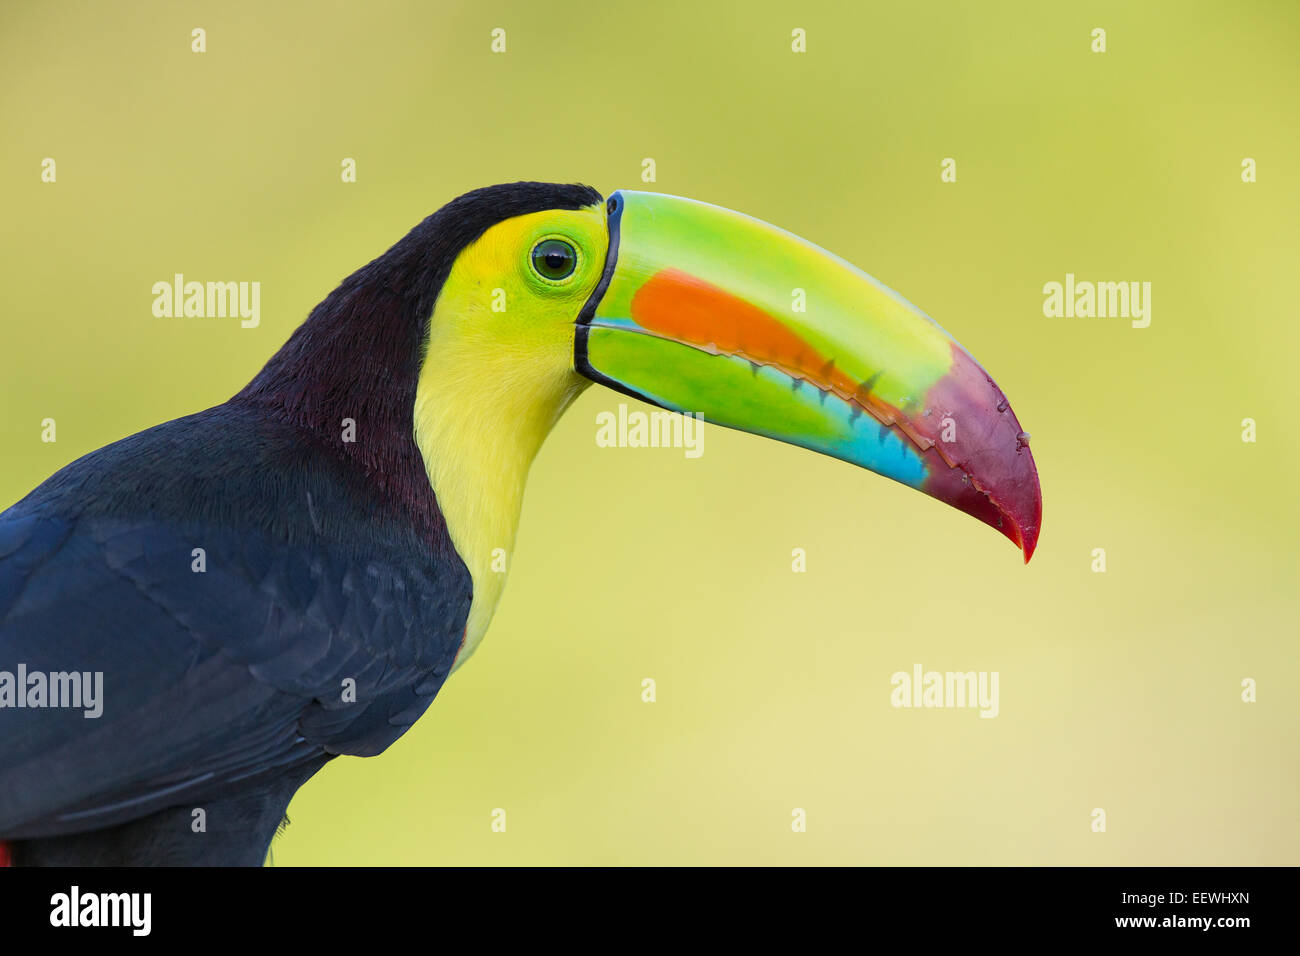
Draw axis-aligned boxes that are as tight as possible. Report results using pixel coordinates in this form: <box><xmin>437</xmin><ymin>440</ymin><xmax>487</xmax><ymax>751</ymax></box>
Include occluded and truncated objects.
<box><xmin>232</xmin><ymin>182</ymin><xmax>604</xmax><ymax>549</ymax></box>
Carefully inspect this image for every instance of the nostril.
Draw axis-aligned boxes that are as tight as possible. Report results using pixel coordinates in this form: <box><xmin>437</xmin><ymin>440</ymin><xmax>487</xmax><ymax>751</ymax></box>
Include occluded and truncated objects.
<box><xmin>607</xmin><ymin>196</ymin><xmax>619</xmax><ymax>214</ymax></box>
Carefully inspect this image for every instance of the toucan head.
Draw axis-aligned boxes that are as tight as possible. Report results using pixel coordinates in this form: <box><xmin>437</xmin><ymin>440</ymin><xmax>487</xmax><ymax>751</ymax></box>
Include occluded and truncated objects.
<box><xmin>253</xmin><ymin>182</ymin><xmax>1040</xmax><ymax>665</ymax></box>
<box><xmin>417</xmin><ymin>183</ymin><xmax>1040</xmax><ymax>552</ymax></box>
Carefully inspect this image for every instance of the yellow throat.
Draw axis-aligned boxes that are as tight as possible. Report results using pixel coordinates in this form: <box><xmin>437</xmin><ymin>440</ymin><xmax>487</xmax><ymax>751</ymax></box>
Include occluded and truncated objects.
<box><xmin>412</xmin><ymin>205</ymin><xmax>606</xmax><ymax>670</ymax></box>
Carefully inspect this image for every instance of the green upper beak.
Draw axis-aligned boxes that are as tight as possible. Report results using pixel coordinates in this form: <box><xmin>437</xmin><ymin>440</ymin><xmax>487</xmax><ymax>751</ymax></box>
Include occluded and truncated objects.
<box><xmin>575</xmin><ymin>190</ymin><xmax>1042</xmax><ymax>561</ymax></box>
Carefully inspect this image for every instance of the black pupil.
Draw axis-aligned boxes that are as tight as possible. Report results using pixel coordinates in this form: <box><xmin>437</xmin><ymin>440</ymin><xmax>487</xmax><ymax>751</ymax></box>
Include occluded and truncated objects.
<box><xmin>534</xmin><ymin>240</ymin><xmax>575</xmax><ymax>278</ymax></box>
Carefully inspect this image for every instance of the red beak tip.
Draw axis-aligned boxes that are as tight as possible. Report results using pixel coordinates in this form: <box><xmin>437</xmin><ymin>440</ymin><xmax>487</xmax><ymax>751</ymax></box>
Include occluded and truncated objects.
<box><xmin>1011</xmin><ymin>493</ymin><xmax>1042</xmax><ymax>565</ymax></box>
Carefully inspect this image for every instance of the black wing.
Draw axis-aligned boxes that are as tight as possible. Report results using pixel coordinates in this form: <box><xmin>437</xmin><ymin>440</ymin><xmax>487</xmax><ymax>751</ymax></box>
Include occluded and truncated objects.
<box><xmin>0</xmin><ymin>405</ymin><xmax>470</xmax><ymax>838</ymax></box>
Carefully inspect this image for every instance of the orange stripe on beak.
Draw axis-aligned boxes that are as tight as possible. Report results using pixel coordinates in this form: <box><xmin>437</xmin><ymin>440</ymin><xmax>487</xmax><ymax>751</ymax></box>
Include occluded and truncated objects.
<box><xmin>631</xmin><ymin>268</ymin><xmax>933</xmax><ymax>446</ymax></box>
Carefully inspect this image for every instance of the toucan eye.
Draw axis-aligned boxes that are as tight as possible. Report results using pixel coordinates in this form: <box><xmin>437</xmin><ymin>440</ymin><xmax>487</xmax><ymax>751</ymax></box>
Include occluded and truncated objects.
<box><xmin>531</xmin><ymin>238</ymin><xmax>577</xmax><ymax>281</ymax></box>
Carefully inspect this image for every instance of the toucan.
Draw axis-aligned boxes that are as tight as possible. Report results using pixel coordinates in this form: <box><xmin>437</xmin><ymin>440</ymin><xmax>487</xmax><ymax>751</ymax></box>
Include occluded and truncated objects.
<box><xmin>0</xmin><ymin>182</ymin><xmax>1040</xmax><ymax>865</ymax></box>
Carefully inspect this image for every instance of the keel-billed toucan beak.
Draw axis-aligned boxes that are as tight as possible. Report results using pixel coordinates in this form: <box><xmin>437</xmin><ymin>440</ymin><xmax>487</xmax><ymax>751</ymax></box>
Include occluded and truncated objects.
<box><xmin>575</xmin><ymin>190</ymin><xmax>1042</xmax><ymax>561</ymax></box>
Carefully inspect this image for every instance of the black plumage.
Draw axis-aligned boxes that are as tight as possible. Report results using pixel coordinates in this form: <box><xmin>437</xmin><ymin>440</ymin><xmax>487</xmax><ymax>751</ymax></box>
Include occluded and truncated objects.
<box><xmin>0</xmin><ymin>182</ymin><xmax>602</xmax><ymax>865</ymax></box>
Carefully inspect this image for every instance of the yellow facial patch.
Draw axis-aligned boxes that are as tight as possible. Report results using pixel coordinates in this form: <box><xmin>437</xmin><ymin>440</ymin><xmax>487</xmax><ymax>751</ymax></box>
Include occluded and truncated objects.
<box><xmin>414</xmin><ymin>204</ymin><xmax>607</xmax><ymax>669</ymax></box>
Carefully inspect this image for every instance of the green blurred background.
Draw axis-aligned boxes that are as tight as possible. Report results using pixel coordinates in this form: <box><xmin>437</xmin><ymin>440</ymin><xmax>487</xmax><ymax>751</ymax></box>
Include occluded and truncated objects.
<box><xmin>2</xmin><ymin>0</ymin><xmax>1296</xmax><ymax>864</ymax></box>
